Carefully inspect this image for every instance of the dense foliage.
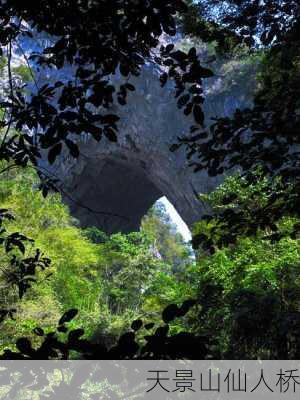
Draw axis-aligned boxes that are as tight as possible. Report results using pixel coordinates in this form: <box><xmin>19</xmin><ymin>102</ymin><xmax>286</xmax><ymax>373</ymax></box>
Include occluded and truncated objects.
<box><xmin>0</xmin><ymin>166</ymin><xmax>299</xmax><ymax>359</ymax></box>
<box><xmin>0</xmin><ymin>0</ymin><xmax>299</xmax><ymax>360</ymax></box>
<box><xmin>190</xmin><ymin>173</ymin><xmax>300</xmax><ymax>358</ymax></box>
<box><xmin>0</xmin><ymin>166</ymin><xmax>194</xmax><ymax>352</ymax></box>
<box><xmin>176</xmin><ymin>0</ymin><xmax>300</xmax><ymax>247</ymax></box>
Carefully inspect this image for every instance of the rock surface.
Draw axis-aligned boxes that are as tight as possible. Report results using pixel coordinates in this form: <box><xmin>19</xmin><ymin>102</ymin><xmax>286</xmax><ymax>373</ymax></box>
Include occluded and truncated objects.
<box><xmin>50</xmin><ymin>61</ymin><xmax>253</xmax><ymax>234</ymax></box>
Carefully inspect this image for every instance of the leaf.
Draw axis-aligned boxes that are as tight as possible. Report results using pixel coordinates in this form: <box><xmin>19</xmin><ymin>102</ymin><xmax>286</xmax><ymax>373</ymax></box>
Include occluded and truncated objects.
<box><xmin>177</xmin><ymin>94</ymin><xmax>190</xmax><ymax>108</ymax></box>
<box><xmin>155</xmin><ymin>325</ymin><xmax>169</xmax><ymax>337</ymax></box>
<box><xmin>68</xmin><ymin>328</ymin><xmax>85</xmax><ymax>341</ymax></box>
<box><xmin>169</xmin><ymin>143</ymin><xmax>180</xmax><ymax>152</ymax></box>
<box><xmin>117</xmin><ymin>96</ymin><xmax>126</xmax><ymax>105</ymax></box>
<box><xmin>170</xmin><ymin>50</ymin><xmax>186</xmax><ymax>63</ymax></box>
<box><xmin>131</xmin><ymin>319</ymin><xmax>143</xmax><ymax>331</ymax></box>
<box><xmin>178</xmin><ymin>299</ymin><xmax>196</xmax><ymax>316</ymax></box>
<box><xmin>144</xmin><ymin>323</ymin><xmax>155</xmax><ymax>330</ymax></box>
<box><xmin>184</xmin><ymin>102</ymin><xmax>193</xmax><ymax>116</ymax></box>
<box><xmin>58</xmin><ymin>309</ymin><xmax>78</xmax><ymax>325</ymax></box>
<box><xmin>160</xmin><ymin>72</ymin><xmax>168</xmax><ymax>87</ymax></box>
<box><xmin>60</xmin><ymin>111</ymin><xmax>78</xmax><ymax>121</ymax></box>
<box><xmin>16</xmin><ymin>338</ymin><xmax>33</xmax><ymax>355</ymax></box>
<box><xmin>193</xmin><ymin>95</ymin><xmax>204</xmax><ymax>104</ymax></box>
<box><xmin>14</xmin><ymin>239</ymin><xmax>25</xmax><ymax>254</ymax></box>
<box><xmin>193</xmin><ymin>105</ymin><xmax>205</xmax><ymax>125</ymax></box>
<box><xmin>65</xmin><ymin>139</ymin><xmax>79</xmax><ymax>158</ymax></box>
<box><xmin>125</xmin><ymin>83</ymin><xmax>135</xmax><ymax>91</ymax></box>
<box><xmin>199</xmin><ymin>66</ymin><xmax>214</xmax><ymax>78</ymax></box>
<box><xmin>54</xmin><ymin>81</ymin><xmax>64</xmax><ymax>88</ymax></box>
<box><xmin>33</xmin><ymin>327</ymin><xmax>44</xmax><ymax>336</ymax></box>
<box><xmin>104</xmin><ymin>127</ymin><xmax>117</xmax><ymax>142</ymax></box>
<box><xmin>162</xmin><ymin>304</ymin><xmax>179</xmax><ymax>323</ymax></box>
<box><xmin>48</xmin><ymin>143</ymin><xmax>62</xmax><ymax>164</ymax></box>
<box><xmin>91</xmin><ymin>127</ymin><xmax>102</xmax><ymax>141</ymax></box>
<box><xmin>188</xmin><ymin>47</ymin><xmax>197</xmax><ymax>59</ymax></box>
<box><xmin>102</xmin><ymin>114</ymin><xmax>120</xmax><ymax>124</ymax></box>
<box><xmin>57</xmin><ymin>325</ymin><xmax>68</xmax><ymax>333</ymax></box>
<box><xmin>53</xmin><ymin>37</ymin><xmax>66</xmax><ymax>53</ymax></box>
<box><xmin>119</xmin><ymin>63</ymin><xmax>130</xmax><ymax>77</ymax></box>
<box><xmin>165</xmin><ymin>43</ymin><xmax>175</xmax><ymax>53</ymax></box>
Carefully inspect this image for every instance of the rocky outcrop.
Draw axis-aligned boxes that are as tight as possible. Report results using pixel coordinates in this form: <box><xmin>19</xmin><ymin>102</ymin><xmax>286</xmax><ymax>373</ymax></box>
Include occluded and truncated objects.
<box><xmin>48</xmin><ymin>59</ymin><xmax>254</xmax><ymax>234</ymax></box>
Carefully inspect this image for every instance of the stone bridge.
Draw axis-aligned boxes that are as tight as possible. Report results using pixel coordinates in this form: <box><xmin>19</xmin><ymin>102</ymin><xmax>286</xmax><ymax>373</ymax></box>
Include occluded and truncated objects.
<box><xmin>48</xmin><ymin>63</ymin><xmax>251</xmax><ymax>234</ymax></box>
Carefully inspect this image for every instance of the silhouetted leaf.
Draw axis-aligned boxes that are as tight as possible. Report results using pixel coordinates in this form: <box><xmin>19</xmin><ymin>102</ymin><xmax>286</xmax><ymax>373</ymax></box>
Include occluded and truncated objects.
<box><xmin>193</xmin><ymin>105</ymin><xmax>204</xmax><ymax>125</ymax></box>
<box><xmin>16</xmin><ymin>338</ymin><xmax>33</xmax><ymax>355</ymax></box>
<box><xmin>160</xmin><ymin>73</ymin><xmax>168</xmax><ymax>87</ymax></box>
<box><xmin>68</xmin><ymin>329</ymin><xmax>84</xmax><ymax>341</ymax></box>
<box><xmin>65</xmin><ymin>139</ymin><xmax>79</xmax><ymax>158</ymax></box>
<box><xmin>58</xmin><ymin>309</ymin><xmax>78</xmax><ymax>325</ymax></box>
<box><xmin>144</xmin><ymin>323</ymin><xmax>155</xmax><ymax>330</ymax></box>
<box><xmin>48</xmin><ymin>143</ymin><xmax>62</xmax><ymax>164</ymax></box>
<box><xmin>104</xmin><ymin>128</ymin><xmax>117</xmax><ymax>142</ymax></box>
<box><xmin>131</xmin><ymin>319</ymin><xmax>143</xmax><ymax>331</ymax></box>
<box><xmin>162</xmin><ymin>304</ymin><xmax>179</xmax><ymax>323</ymax></box>
<box><xmin>33</xmin><ymin>327</ymin><xmax>44</xmax><ymax>336</ymax></box>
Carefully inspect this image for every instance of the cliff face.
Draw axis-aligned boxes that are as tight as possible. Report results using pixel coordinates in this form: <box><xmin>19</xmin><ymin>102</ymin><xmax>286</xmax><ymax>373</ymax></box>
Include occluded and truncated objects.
<box><xmin>2</xmin><ymin>30</ymin><xmax>257</xmax><ymax>234</ymax></box>
<box><xmin>46</xmin><ymin>55</ymin><xmax>255</xmax><ymax>234</ymax></box>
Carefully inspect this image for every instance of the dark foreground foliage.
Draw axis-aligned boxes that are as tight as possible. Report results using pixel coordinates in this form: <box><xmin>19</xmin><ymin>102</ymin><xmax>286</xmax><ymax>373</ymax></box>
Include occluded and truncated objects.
<box><xmin>1</xmin><ymin>295</ymin><xmax>299</xmax><ymax>359</ymax></box>
<box><xmin>0</xmin><ymin>1</ymin><xmax>299</xmax><ymax>360</ymax></box>
<box><xmin>0</xmin><ymin>301</ymin><xmax>208</xmax><ymax>360</ymax></box>
<box><xmin>175</xmin><ymin>0</ymin><xmax>300</xmax><ymax>251</ymax></box>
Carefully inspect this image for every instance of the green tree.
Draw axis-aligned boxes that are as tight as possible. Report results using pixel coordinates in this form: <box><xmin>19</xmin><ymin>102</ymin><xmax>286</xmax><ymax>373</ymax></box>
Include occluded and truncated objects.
<box><xmin>188</xmin><ymin>172</ymin><xmax>300</xmax><ymax>358</ymax></box>
<box><xmin>141</xmin><ymin>202</ymin><xmax>192</xmax><ymax>273</ymax></box>
<box><xmin>0</xmin><ymin>166</ymin><xmax>193</xmax><ymax>348</ymax></box>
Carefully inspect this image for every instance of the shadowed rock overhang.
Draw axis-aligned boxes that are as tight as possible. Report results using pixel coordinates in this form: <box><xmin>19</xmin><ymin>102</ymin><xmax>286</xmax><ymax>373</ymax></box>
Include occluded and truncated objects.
<box><xmin>46</xmin><ymin>63</ymin><xmax>251</xmax><ymax>233</ymax></box>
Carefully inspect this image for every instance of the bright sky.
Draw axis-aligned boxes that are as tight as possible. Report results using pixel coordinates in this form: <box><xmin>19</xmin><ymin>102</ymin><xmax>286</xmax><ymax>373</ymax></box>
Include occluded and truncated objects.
<box><xmin>158</xmin><ymin>196</ymin><xmax>192</xmax><ymax>243</ymax></box>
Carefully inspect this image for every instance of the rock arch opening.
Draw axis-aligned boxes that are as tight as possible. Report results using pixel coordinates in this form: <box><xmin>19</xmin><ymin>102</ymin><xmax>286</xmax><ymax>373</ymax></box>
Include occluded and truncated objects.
<box><xmin>62</xmin><ymin>146</ymin><xmax>204</xmax><ymax>235</ymax></box>
<box><xmin>37</xmin><ymin>47</ymin><xmax>252</xmax><ymax>237</ymax></box>
<box><xmin>52</xmin><ymin>64</ymin><xmax>230</xmax><ymax>234</ymax></box>
<box><xmin>67</xmin><ymin>155</ymin><xmax>164</xmax><ymax>234</ymax></box>
<box><xmin>154</xmin><ymin>197</ymin><xmax>192</xmax><ymax>243</ymax></box>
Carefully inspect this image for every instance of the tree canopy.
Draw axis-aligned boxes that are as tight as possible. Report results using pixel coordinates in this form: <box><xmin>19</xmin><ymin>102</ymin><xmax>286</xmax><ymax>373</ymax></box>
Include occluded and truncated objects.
<box><xmin>0</xmin><ymin>0</ymin><xmax>299</xmax><ymax>360</ymax></box>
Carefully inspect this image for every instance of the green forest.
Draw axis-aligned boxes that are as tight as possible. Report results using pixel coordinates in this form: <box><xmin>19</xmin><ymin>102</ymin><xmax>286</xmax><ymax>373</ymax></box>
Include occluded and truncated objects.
<box><xmin>0</xmin><ymin>164</ymin><xmax>194</xmax><ymax>347</ymax></box>
<box><xmin>0</xmin><ymin>164</ymin><xmax>299</xmax><ymax>358</ymax></box>
<box><xmin>0</xmin><ymin>0</ymin><xmax>299</xmax><ymax>360</ymax></box>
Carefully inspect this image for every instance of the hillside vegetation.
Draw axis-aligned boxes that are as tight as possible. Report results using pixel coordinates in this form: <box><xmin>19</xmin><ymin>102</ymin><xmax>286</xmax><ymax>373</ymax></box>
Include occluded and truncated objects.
<box><xmin>0</xmin><ymin>165</ymin><xmax>299</xmax><ymax>358</ymax></box>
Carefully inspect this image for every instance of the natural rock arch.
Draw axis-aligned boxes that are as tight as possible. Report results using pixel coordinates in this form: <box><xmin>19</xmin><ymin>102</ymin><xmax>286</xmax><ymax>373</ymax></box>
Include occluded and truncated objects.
<box><xmin>48</xmin><ymin>63</ymin><xmax>251</xmax><ymax>233</ymax></box>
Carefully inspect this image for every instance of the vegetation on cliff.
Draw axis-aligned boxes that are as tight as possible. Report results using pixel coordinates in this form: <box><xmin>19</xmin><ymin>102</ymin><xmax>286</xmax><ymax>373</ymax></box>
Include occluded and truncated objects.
<box><xmin>0</xmin><ymin>0</ymin><xmax>299</xmax><ymax>359</ymax></box>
